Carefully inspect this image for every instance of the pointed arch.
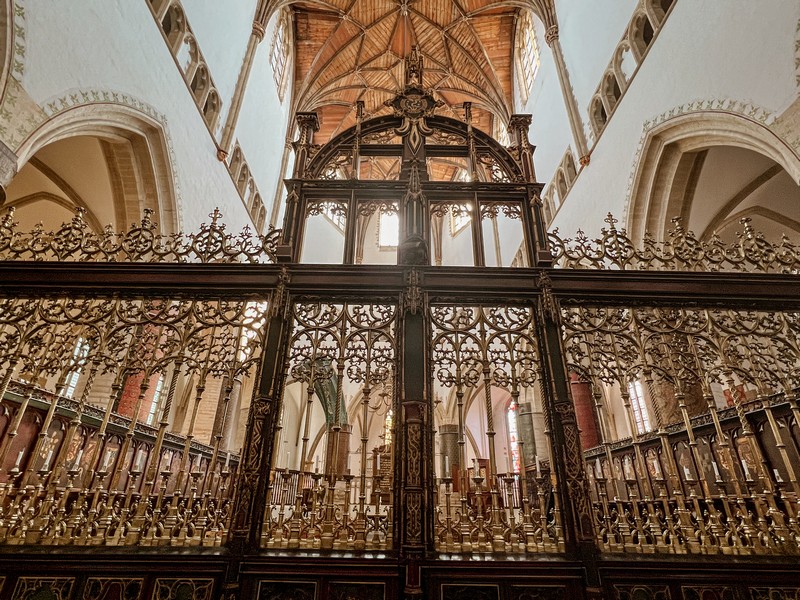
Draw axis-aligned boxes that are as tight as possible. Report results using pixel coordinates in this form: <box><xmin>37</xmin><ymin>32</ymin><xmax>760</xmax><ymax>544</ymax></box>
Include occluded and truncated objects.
<box><xmin>13</xmin><ymin>102</ymin><xmax>180</xmax><ymax>233</ymax></box>
<box><xmin>626</xmin><ymin>111</ymin><xmax>800</xmax><ymax>241</ymax></box>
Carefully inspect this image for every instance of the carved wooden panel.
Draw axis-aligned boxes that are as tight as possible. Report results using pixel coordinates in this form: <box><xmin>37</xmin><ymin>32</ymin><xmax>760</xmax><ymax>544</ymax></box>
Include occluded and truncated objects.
<box><xmin>82</xmin><ymin>578</ymin><xmax>144</xmax><ymax>600</ymax></box>
<box><xmin>614</xmin><ymin>585</ymin><xmax>672</xmax><ymax>600</ymax></box>
<box><xmin>749</xmin><ymin>590</ymin><xmax>800</xmax><ymax>600</ymax></box>
<box><xmin>681</xmin><ymin>587</ymin><xmax>735</xmax><ymax>600</ymax></box>
<box><xmin>328</xmin><ymin>582</ymin><xmax>384</xmax><ymax>600</ymax></box>
<box><xmin>258</xmin><ymin>581</ymin><xmax>317</xmax><ymax>600</ymax></box>
<box><xmin>11</xmin><ymin>578</ymin><xmax>74</xmax><ymax>600</ymax></box>
<box><xmin>508</xmin><ymin>586</ymin><xmax>567</xmax><ymax>600</ymax></box>
<box><xmin>441</xmin><ymin>584</ymin><xmax>500</xmax><ymax>600</ymax></box>
<box><xmin>151</xmin><ymin>579</ymin><xmax>213</xmax><ymax>600</ymax></box>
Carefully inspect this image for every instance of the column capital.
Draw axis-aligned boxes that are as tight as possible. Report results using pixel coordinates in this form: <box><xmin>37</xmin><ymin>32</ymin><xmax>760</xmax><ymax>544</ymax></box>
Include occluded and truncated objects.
<box><xmin>545</xmin><ymin>24</ymin><xmax>559</xmax><ymax>46</ymax></box>
<box><xmin>252</xmin><ymin>21</ymin><xmax>266</xmax><ymax>41</ymax></box>
<box><xmin>296</xmin><ymin>112</ymin><xmax>321</xmax><ymax>133</ymax></box>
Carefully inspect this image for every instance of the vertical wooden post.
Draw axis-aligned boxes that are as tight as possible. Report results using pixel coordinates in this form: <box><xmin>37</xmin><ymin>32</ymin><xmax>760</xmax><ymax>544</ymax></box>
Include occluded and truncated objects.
<box><xmin>535</xmin><ymin>271</ymin><xmax>603</xmax><ymax>597</ymax></box>
<box><xmin>228</xmin><ymin>269</ymin><xmax>291</xmax><ymax>554</ymax></box>
<box><xmin>397</xmin><ymin>268</ymin><xmax>429</xmax><ymax>598</ymax></box>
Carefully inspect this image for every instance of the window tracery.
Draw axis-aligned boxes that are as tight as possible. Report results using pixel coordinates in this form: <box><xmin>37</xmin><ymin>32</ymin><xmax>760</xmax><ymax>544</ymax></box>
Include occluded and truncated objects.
<box><xmin>516</xmin><ymin>11</ymin><xmax>541</xmax><ymax>102</ymax></box>
<box><xmin>270</xmin><ymin>9</ymin><xmax>291</xmax><ymax>101</ymax></box>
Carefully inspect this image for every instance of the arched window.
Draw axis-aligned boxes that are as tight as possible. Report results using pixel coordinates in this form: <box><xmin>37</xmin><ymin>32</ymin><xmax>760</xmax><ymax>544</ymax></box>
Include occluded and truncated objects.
<box><xmin>378</xmin><ymin>211</ymin><xmax>399</xmax><ymax>248</ymax></box>
<box><xmin>627</xmin><ymin>380</ymin><xmax>651</xmax><ymax>435</ymax></box>
<box><xmin>516</xmin><ymin>11</ymin><xmax>540</xmax><ymax>102</ymax></box>
<box><xmin>270</xmin><ymin>9</ymin><xmax>291</xmax><ymax>101</ymax></box>
<box><xmin>256</xmin><ymin>205</ymin><xmax>267</xmax><ymax>232</ymax></box>
<box><xmin>177</xmin><ymin>34</ymin><xmax>198</xmax><ymax>74</ymax></box>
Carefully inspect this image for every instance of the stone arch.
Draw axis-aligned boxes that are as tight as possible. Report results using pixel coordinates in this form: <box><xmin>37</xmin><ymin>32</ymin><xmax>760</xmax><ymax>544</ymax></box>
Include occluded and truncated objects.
<box><xmin>190</xmin><ymin>64</ymin><xmax>210</xmax><ymax>103</ymax></box>
<box><xmin>628</xmin><ymin>11</ymin><xmax>654</xmax><ymax>62</ymax></box>
<box><xmin>161</xmin><ymin>3</ymin><xmax>187</xmax><ymax>53</ymax></box>
<box><xmin>12</xmin><ymin>103</ymin><xmax>179</xmax><ymax>233</ymax></box>
<box><xmin>645</xmin><ymin>0</ymin><xmax>673</xmax><ymax>28</ymax></box>
<box><xmin>601</xmin><ymin>71</ymin><xmax>622</xmax><ymax>114</ymax></box>
<box><xmin>626</xmin><ymin>111</ymin><xmax>800</xmax><ymax>241</ymax></box>
<box><xmin>203</xmin><ymin>89</ymin><xmax>221</xmax><ymax>130</ymax></box>
<box><xmin>228</xmin><ymin>145</ymin><xmax>244</xmax><ymax>181</ymax></box>
<box><xmin>590</xmin><ymin>96</ymin><xmax>607</xmax><ymax>135</ymax></box>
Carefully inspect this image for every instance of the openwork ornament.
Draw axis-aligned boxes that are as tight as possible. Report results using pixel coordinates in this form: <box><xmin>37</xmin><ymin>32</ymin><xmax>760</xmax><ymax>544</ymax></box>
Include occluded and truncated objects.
<box><xmin>549</xmin><ymin>213</ymin><xmax>800</xmax><ymax>272</ymax></box>
<box><xmin>0</xmin><ymin>207</ymin><xmax>280</xmax><ymax>263</ymax></box>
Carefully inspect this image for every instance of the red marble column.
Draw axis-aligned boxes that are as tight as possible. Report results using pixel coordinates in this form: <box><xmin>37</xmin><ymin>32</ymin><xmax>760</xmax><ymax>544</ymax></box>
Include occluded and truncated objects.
<box><xmin>570</xmin><ymin>373</ymin><xmax>600</xmax><ymax>450</ymax></box>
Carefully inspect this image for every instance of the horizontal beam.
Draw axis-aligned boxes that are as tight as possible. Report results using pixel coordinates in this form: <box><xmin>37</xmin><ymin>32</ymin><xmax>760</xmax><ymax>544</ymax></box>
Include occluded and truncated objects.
<box><xmin>0</xmin><ymin>262</ymin><xmax>798</xmax><ymax>308</ymax></box>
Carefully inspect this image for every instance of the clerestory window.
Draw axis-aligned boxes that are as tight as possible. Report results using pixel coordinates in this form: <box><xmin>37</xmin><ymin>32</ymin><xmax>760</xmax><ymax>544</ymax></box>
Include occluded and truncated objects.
<box><xmin>517</xmin><ymin>11</ymin><xmax>541</xmax><ymax>102</ymax></box>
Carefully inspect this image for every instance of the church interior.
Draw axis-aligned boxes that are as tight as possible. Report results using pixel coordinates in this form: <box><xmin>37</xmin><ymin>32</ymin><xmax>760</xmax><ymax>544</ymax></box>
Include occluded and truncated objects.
<box><xmin>0</xmin><ymin>1</ymin><xmax>799</xmax><ymax>599</ymax></box>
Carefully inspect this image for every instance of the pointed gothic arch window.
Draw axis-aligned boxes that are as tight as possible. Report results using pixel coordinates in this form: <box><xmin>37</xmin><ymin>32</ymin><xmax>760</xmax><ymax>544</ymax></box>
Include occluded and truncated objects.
<box><xmin>270</xmin><ymin>9</ymin><xmax>291</xmax><ymax>101</ymax></box>
<box><xmin>516</xmin><ymin>11</ymin><xmax>541</xmax><ymax>102</ymax></box>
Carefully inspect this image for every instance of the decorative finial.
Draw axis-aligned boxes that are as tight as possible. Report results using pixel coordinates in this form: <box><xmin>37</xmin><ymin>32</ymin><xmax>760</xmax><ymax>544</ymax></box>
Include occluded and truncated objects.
<box><xmin>405</xmin><ymin>45</ymin><xmax>423</xmax><ymax>87</ymax></box>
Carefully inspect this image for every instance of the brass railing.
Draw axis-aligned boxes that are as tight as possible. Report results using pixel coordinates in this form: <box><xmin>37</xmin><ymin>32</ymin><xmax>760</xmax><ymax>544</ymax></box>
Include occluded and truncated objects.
<box><xmin>565</xmin><ymin>304</ymin><xmax>800</xmax><ymax>555</ymax></box>
<box><xmin>582</xmin><ymin>397</ymin><xmax>800</xmax><ymax>555</ymax></box>
<box><xmin>0</xmin><ymin>384</ymin><xmax>239</xmax><ymax>546</ymax></box>
<box><xmin>0</xmin><ymin>208</ymin><xmax>797</xmax><ymax>559</ymax></box>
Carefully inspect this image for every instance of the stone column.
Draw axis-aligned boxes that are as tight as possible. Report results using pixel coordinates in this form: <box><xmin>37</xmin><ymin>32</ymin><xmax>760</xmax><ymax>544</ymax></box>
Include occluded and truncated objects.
<box><xmin>217</xmin><ymin>19</ymin><xmax>266</xmax><ymax>159</ymax></box>
<box><xmin>570</xmin><ymin>373</ymin><xmax>601</xmax><ymax>450</ymax></box>
<box><xmin>546</xmin><ymin>29</ymin><xmax>590</xmax><ymax>165</ymax></box>
<box><xmin>529</xmin><ymin>0</ymin><xmax>590</xmax><ymax>165</ymax></box>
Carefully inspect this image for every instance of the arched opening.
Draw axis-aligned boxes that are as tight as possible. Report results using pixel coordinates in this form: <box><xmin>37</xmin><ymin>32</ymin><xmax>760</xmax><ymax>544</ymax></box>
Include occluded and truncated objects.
<box><xmin>8</xmin><ymin>104</ymin><xmax>179</xmax><ymax>233</ymax></box>
<box><xmin>161</xmin><ymin>4</ymin><xmax>186</xmax><ymax>53</ymax></box>
<box><xmin>627</xmin><ymin>113</ymin><xmax>800</xmax><ymax>242</ymax></box>
<box><xmin>602</xmin><ymin>71</ymin><xmax>622</xmax><ymax>114</ymax></box>
<box><xmin>203</xmin><ymin>89</ymin><xmax>221</xmax><ymax>129</ymax></box>
<box><xmin>190</xmin><ymin>64</ymin><xmax>209</xmax><ymax>103</ymax></box>
<box><xmin>629</xmin><ymin>12</ymin><xmax>655</xmax><ymax>61</ymax></box>
<box><xmin>590</xmin><ymin>96</ymin><xmax>607</xmax><ymax>135</ymax></box>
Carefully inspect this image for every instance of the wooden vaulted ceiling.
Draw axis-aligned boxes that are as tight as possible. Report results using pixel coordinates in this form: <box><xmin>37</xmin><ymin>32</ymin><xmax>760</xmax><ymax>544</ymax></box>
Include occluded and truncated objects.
<box><xmin>289</xmin><ymin>0</ymin><xmax>520</xmax><ymax>143</ymax></box>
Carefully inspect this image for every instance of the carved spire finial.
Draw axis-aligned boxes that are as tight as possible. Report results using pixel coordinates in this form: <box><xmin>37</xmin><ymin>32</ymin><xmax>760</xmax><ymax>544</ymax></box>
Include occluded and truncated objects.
<box><xmin>405</xmin><ymin>45</ymin><xmax>423</xmax><ymax>87</ymax></box>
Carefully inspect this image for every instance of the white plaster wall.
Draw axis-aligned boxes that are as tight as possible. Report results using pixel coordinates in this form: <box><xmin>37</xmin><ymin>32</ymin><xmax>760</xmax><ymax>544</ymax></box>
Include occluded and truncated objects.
<box><xmin>16</xmin><ymin>1</ymin><xmax>262</xmax><ymax>232</ymax></box>
<box><xmin>233</xmin><ymin>13</ymin><xmax>295</xmax><ymax>222</ymax></box>
<box><xmin>181</xmin><ymin>0</ymin><xmax>257</xmax><ymax>106</ymax></box>
<box><xmin>556</xmin><ymin>0</ymin><xmax>639</xmax><ymax>130</ymax></box>
<box><xmin>515</xmin><ymin>17</ymin><xmax>573</xmax><ymax>188</ymax></box>
<box><xmin>549</xmin><ymin>0</ymin><xmax>800</xmax><ymax>236</ymax></box>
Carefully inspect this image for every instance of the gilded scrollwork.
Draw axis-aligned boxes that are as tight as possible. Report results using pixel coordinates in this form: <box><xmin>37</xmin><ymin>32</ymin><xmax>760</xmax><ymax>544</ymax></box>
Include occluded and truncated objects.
<box><xmin>0</xmin><ymin>207</ymin><xmax>279</xmax><ymax>263</ymax></box>
<box><xmin>549</xmin><ymin>213</ymin><xmax>800</xmax><ymax>273</ymax></box>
